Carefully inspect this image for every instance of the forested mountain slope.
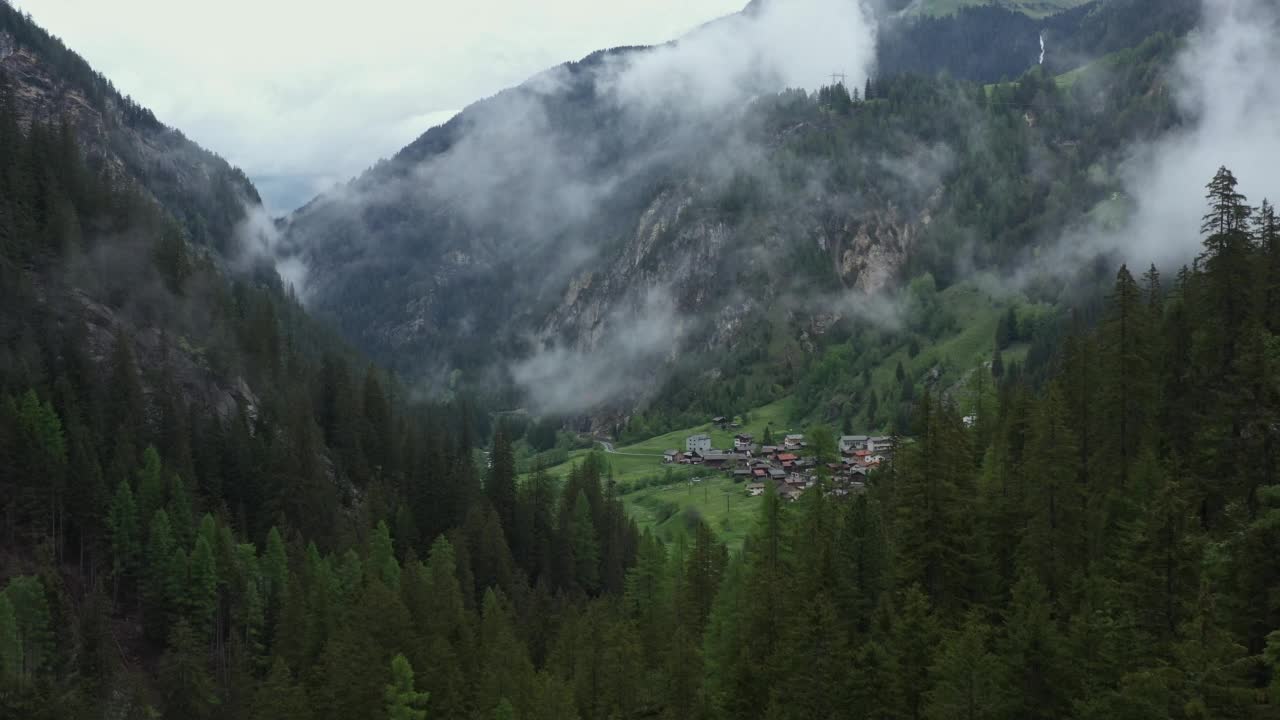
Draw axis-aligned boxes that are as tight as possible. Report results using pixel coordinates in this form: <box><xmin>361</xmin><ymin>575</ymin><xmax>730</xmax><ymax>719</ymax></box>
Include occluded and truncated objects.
<box><xmin>282</xmin><ymin>0</ymin><xmax>1200</xmax><ymax>429</ymax></box>
<box><xmin>0</xmin><ymin>16</ymin><xmax>638</xmax><ymax>716</ymax></box>
<box><xmin>0</xmin><ymin>2</ymin><xmax>259</xmax><ymax>254</ymax></box>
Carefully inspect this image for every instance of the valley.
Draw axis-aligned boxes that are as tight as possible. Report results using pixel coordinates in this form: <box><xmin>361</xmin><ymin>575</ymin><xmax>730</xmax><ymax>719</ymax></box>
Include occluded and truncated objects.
<box><xmin>4</xmin><ymin>0</ymin><xmax>1280</xmax><ymax>718</ymax></box>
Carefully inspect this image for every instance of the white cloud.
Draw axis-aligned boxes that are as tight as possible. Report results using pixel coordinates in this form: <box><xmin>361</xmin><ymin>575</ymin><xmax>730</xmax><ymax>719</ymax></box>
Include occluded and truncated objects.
<box><xmin>16</xmin><ymin>0</ymin><xmax>746</xmax><ymax>210</ymax></box>
<box><xmin>1061</xmin><ymin>0</ymin><xmax>1280</xmax><ymax>268</ymax></box>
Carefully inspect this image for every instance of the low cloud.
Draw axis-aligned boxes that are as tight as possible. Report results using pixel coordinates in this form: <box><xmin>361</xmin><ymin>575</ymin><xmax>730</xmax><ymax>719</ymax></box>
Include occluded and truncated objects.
<box><xmin>233</xmin><ymin>203</ymin><xmax>308</xmax><ymax>296</ymax></box>
<box><xmin>509</xmin><ymin>289</ymin><xmax>686</xmax><ymax>415</ymax></box>
<box><xmin>1046</xmin><ymin>0</ymin><xmax>1280</xmax><ymax>274</ymax></box>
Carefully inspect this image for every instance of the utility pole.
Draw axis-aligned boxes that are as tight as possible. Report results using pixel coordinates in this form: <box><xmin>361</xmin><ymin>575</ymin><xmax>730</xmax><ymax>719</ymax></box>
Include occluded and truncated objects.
<box><xmin>830</xmin><ymin>72</ymin><xmax>847</xmax><ymax>87</ymax></box>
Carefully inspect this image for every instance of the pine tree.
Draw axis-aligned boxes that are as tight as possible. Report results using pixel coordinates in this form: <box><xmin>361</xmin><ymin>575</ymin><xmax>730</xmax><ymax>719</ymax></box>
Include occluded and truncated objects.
<box><xmin>466</xmin><ymin>505</ymin><xmax>515</xmax><ymax>598</ymax></box>
<box><xmin>836</xmin><ymin>493</ymin><xmax>889</xmax><ymax>633</ymax></box>
<box><xmin>925</xmin><ymin>611</ymin><xmax>1000</xmax><ymax>720</ymax></box>
<box><xmin>108</xmin><ymin>331</ymin><xmax>145</xmax><ymax>450</ymax></box>
<box><xmin>1201</xmin><ymin>166</ymin><xmax>1250</xmax><ymax>237</ymax></box>
<box><xmin>1256</xmin><ymin>199</ymin><xmax>1280</xmax><ymax>332</ymax></box>
<box><xmin>892</xmin><ymin>586</ymin><xmax>940</xmax><ymax>720</ymax></box>
<box><xmin>1018</xmin><ymin>386</ymin><xmax>1082</xmax><ymax>602</ymax></box>
<box><xmin>475</xmin><ymin>589</ymin><xmax>534</xmax><ymax>718</ymax></box>
<box><xmin>702</xmin><ymin>557</ymin><xmax>746</xmax><ymax>719</ymax></box>
<box><xmin>679</xmin><ymin>519</ymin><xmax>727</xmax><ymax>635</ymax></box>
<box><xmin>0</xmin><ymin>592</ymin><xmax>19</xmax><ymax>686</ymax></box>
<box><xmin>250</xmin><ymin>658</ymin><xmax>310</xmax><ymax>720</ymax></box>
<box><xmin>2</xmin><ymin>576</ymin><xmax>52</xmax><ymax>689</ymax></box>
<box><xmin>487</xmin><ymin>422</ymin><xmax>517</xmax><ymax>539</ymax></box>
<box><xmin>997</xmin><ymin>571</ymin><xmax>1073</xmax><ymax>720</ymax></box>
<box><xmin>143</xmin><ymin>509</ymin><xmax>184</xmax><ymax>641</ymax></box>
<box><xmin>385</xmin><ymin>653</ymin><xmax>430</xmax><ymax>720</ymax></box>
<box><xmin>766</xmin><ymin>592</ymin><xmax>852</xmax><ymax>720</ymax></box>
<box><xmin>368</xmin><ymin>520</ymin><xmax>401</xmax><ymax>590</ymax></box>
<box><xmin>262</xmin><ymin>526</ymin><xmax>288</xmax><ymax>620</ymax></box>
<box><xmin>137</xmin><ymin>446</ymin><xmax>166</xmax><ymax>525</ymax></box>
<box><xmin>107</xmin><ymin>479</ymin><xmax>140</xmax><ymax>601</ymax></box>
<box><xmin>568</xmin><ymin>491</ymin><xmax>600</xmax><ymax>593</ymax></box>
<box><xmin>167</xmin><ymin>473</ymin><xmax>195</xmax><ymax>549</ymax></box>
<box><xmin>1171</xmin><ymin>582</ymin><xmax>1251</xmax><ymax>718</ymax></box>
<box><xmin>158</xmin><ymin>618</ymin><xmax>218</xmax><ymax>719</ymax></box>
<box><xmin>404</xmin><ymin>537</ymin><xmax>473</xmax><ymax>719</ymax></box>
<box><xmin>892</xmin><ymin>392</ymin><xmax>975</xmax><ymax>610</ymax></box>
<box><xmin>187</xmin><ymin>535</ymin><xmax>218</xmax><ymax>638</ymax></box>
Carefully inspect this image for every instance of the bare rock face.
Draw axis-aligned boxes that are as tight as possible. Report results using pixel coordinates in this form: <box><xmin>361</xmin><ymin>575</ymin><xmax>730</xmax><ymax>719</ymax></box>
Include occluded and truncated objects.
<box><xmin>66</xmin><ymin>288</ymin><xmax>261</xmax><ymax>424</ymax></box>
<box><xmin>838</xmin><ymin>206</ymin><xmax>919</xmax><ymax>294</ymax></box>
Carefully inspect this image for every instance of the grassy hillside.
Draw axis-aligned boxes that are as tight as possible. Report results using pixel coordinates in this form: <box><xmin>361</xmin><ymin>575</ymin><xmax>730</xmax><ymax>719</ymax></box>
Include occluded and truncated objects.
<box><xmin>625</xmin><ymin>475</ymin><xmax>762</xmax><ymax>551</ymax></box>
<box><xmin>531</xmin><ymin>398</ymin><xmax>796</xmax><ymax>485</ymax></box>
<box><xmin>528</xmin><ymin>400</ymin><xmax>797</xmax><ymax>550</ymax></box>
<box><xmin>533</xmin><ymin>276</ymin><xmax>1054</xmax><ymax>549</ymax></box>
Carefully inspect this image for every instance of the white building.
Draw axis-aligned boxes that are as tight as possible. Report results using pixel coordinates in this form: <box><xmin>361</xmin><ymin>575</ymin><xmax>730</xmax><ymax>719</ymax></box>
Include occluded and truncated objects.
<box><xmin>840</xmin><ymin>435</ymin><xmax>869</xmax><ymax>454</ymax></box>
<box><xmin>686</xmin><ymin>433</ymin><xmax>713</xmax><ymax>454</ymax></box>
<box><xmin>868</xmin><ymin>436</ymin><xmax>894</xmax><ymax>453</ymax></box>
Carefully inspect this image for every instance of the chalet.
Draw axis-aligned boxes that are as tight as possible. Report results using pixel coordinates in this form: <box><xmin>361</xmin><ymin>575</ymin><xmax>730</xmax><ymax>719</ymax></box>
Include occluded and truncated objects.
<box><xmin>840</xmin><ymin>435</ymin><xmax>869</xmax><ymax>454</ymax></box>
<box><xmin>662</xmin><ymin>449</ymin><xmax>679</xmax><ymax>464</ymax></box>
<box><xmin>868</xmin><ymin>436</ymin><xmax>894</xmax><ymax>453</ymax></box>
<box><xmin>783</xmin><ymin>433</ymin><xmax>805</xmax><ymax>450</ymax></box>
<box><xmin>733</xmin><ymin>468</ymin><xmax>752</xmax><ymax>481</ymax></box>
<box><xmin>776</xmin><ymin>483</ymin><xmax>802</xmax><ymax>502</ymax></box>
<box><xmin>767</xmin><ymin>467</ymin><xmax>787</xmax><ymax>481</ymax></box>
<box><xmin>701</xmin><ymin>451</ymin><xmax>745</xmax><ymax>469</ymax></box>
<box><xmin>686</xmin><ymin>434</ymin><xmax>713</xmax><ymax>454</ymax></box>
<box><xmin>747</xmin><ymin>482</ymin><xmax>766</xmax><ymax>497</ymax></box>
<box><xmin>753</xmin><ymin>467</ymin><xmax>768</xmax><ymax>479</ymax></box>
<box><xmin>713</xmin><ymin>416</ymin><xmax>728</xmax><ymax>425</ymax></box>
<box><xmin>734</xmin><ymin>433</ymin><xmax>754</xmax><ymax>451</ymax></box>
<box><xmin>787</xmin><ymin>471</ymin><xmax>808</xmax><ymax>486</ymax></box>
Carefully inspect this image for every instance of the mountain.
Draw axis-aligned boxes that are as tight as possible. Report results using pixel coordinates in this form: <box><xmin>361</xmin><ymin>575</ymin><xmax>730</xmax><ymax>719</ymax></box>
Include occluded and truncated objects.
<box><xmin>0</xmin><ymin>2</ymin><xmax>259</xmax><ymax>255</ymax></box>
<box><xmin>280</xmin><ymin>0</ymin><xmax>1200</xmax><ymax>429</ymax></box>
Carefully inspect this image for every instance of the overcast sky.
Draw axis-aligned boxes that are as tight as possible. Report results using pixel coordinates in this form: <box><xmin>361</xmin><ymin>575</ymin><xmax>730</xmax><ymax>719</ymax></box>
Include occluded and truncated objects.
<box><xmin>16</xmin><ymin>0</ymin><xmax>745</xmax><ymax>212</ymax></box>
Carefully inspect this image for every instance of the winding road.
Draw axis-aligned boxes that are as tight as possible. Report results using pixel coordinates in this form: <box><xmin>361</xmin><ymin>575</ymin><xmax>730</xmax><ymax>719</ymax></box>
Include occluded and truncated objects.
<box><xmin>597</xmin><ymin>440</ymin><xmax>664</xmax><ymax>458</ymax></box>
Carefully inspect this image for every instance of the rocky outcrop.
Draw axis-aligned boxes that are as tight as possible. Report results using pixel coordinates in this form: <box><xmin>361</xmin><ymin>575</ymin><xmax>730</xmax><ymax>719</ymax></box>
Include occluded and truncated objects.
<box><xmin>58</xmin><ymin>286</ymin><xmax>261</xmax><ymax>423</ymax></box>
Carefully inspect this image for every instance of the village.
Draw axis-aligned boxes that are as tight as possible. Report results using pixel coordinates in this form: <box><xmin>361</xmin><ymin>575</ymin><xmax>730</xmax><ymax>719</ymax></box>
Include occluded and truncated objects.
<box><xmin>661</xmin><ymin>421</ymin><xmax>894</xmax><ymax>502</ymax></box>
